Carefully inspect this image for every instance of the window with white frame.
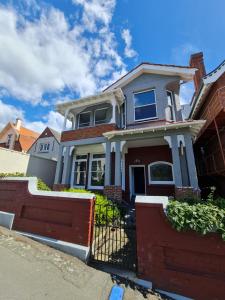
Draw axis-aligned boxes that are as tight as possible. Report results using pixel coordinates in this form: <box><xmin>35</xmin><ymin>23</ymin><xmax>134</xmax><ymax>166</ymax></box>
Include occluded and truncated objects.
<box><xmin>6</xmin><ymin>134</ymin><xmax>12</xmax><ymax>146</ymax></box>
<box><xmin>94</xmin><ymin>108</ymin><xmax>108</xmax><ymax>125</ymax></box>
<box><xmin>148</xmin><ymin>161</ymin><xmax>174</xmax><ymax>184</ymax></box>
<box><xmin>78</xmin><ymin>111</ymin><xmax>91</xmax><ymax>128</ymax></box>
<box><xmin>89</xmin><ymin>154</ymin><xmax>105</xmax><ymax>188</ymax></box>
<box><xmin>39</xmin><ymin>143</ymin><xmax>50</xmax><ymax>152</ymax></box>
<box><xmin>134</xmin><ymin>89</ymin><xmax>157</xmax><ymax>121</ymax></box>
<box><xmin>73</xmin><ymin>155</ymin><xmax>88</xmax><ymax>187</ymax></box>
<box><xmin>167</xmin><ymin>91</ymin><xmax>176</xmax><ymax>121</ymax></box>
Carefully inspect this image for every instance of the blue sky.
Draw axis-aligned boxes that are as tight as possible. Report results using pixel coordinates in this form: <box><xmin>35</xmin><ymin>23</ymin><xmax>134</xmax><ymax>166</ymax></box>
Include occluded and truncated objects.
<box><xmin>0</xmin><ymin>0</ymin><xmax>224</xmax><ymax>132</ymax></box>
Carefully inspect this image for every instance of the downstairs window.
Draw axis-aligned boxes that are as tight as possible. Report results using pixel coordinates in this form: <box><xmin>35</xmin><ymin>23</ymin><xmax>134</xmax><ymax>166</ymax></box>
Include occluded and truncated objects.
<box><xmin>148</xmin><ymin>161</ymin><xmax>174</xmax><ymax>184</ymax></box>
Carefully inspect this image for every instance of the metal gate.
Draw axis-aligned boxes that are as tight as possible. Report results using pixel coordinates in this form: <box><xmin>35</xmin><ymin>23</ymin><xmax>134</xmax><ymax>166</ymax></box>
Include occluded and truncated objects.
<box><xmin>91</xmin><ymin>202</ymin><xmax>137</xmax><ymax>271</ymax></box>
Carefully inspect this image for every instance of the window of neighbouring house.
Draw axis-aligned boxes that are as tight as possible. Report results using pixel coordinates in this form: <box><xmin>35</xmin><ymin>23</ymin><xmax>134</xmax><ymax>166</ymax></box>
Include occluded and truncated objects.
<box><xmin>94</xmin><ymin>108</ymin><xmax>108</xmax><ymax>125</ymax></box>
<box><xmin>167</xmin><ymin>91</ymin><xmax>176</xmax><ymax>121</ymax></box>
<box><xmin>73</xmin><ymin>155</ymin><xmax>88</xmax><ymax>187</ymax></box>
<box><xmin>148</xmin><ymin>161</ymin><xmax>174</xmax><ymax>184</ymax></box>
<box><xmin>134</xmin><ymin>89</ymin><xmax>157</xmax><ymax>121</ymax></box>
<box><xmin>89</xmin><ymin>154</ymin><xmax>105</xmax><ymax>188</ymax></box>
<box><xmin>6</xmin><ymin>134</ymin><xmax>12</xmax><ymax>147</ymax></box>
<box><xmin>78</xmin><ymin>111</ymin><xmax>91</xmax><ymax>128</ymax></box>
<box><xmin>39</xmin><ymin>143</ymin><xmax>50</xmax><ymax>152</ymax></box>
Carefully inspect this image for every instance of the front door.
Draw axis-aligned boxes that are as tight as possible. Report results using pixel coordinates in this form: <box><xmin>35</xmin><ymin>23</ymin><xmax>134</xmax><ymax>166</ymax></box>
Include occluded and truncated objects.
<box><xmin>130</xmin><ymin>166</ymin><xmax>146</xmax><ymax>196</ymax></box>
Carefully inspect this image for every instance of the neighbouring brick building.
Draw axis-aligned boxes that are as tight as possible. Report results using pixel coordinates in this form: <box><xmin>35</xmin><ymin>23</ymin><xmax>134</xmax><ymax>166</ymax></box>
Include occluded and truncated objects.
<box><xmin>54</xmin><ymin>62</ymin><xmax>205</xmax><ymax>202</ymax></box>
<box><xmin>189</xmin><ymin>52</ymin><xmax>225</xmax><ymax>195</ymax></box>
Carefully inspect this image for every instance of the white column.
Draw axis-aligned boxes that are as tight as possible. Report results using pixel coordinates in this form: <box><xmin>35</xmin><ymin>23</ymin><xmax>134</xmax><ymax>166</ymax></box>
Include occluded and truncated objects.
<box><xmin>110</xmin><ymin>98</ymin><xmax>117</xmax><ymax>124</ymax></box>
<box><xmin>115</xmin><ymin>141</ymin><xmax>121</xmax><ymax>186</ymax></box>
<box><xmin>62</xmin><ymin>146</ymin><xmax>71</xmax><ymax>184</ymax></box>
<box><xmin>184</xmin><ymin>134</ymin><xmax>199</xmax><ymax>189</ymax></box>
<box><xmin>54</xmin><ymin>145</ymin><xmax>64</xmax><ymax>184</ymax></box>
<box><xmin>170</xmin><ymin>135</ymin><xmax>183</xmax><ymax>187</ymax></box>
<box><xmin>63</xmin><ymin>109</ymin><xmax>69</xmax><ymax>131</ymax></box>
<box><xmin>104</xmin><ymin>141</ymin><xmax>111</xmax><ymax>186</ymax></box>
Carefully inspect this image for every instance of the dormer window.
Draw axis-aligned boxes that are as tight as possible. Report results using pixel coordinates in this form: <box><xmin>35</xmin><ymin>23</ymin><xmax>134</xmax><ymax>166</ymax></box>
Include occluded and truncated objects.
<box><xmin>78</xmin><ymin>111</ymin><xmax>91</xmax><ymax>128</ymax></box>
<box><xmin>134</xmin><ymin>89</ymin><xmax>157</xmax><ymax>121</ymax></box>
<box><xmin>94</xmin><ymin>108</ymin><xmax>108</xmax><ymax>125</ymax></box>
<box><xmin>167</xmin><ymin>91</ymin><xmax>176</xmax><ymax>121</ymax></box>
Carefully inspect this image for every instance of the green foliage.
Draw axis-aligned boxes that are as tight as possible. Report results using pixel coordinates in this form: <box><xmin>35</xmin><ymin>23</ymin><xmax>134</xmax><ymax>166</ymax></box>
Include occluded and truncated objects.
<box><xmin>167</xmin><ymin>200</ymin><xmax>225</xmax><ymax>240</ymax></box>
<box><xmin>0</xmin><ymin>172</ymin><xmax>50</xmax><ymax>191</ymax></box>
<box><xmin>65</xmin><ymin>188</ymin><xmax>121</xmax><ymax>225</ymax></box>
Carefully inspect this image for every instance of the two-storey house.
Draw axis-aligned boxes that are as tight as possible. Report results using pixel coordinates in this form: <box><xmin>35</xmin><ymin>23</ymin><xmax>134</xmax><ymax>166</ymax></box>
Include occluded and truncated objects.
<box><xmin>28</xmin><ymin>127</ymin><xmax>61</xmax><ymax>161</ymax></box>
<box><xmin>189</xmin><ymin>53</ymin><xmax>225</xmax><ymax>196</ymax></box>
<box><xmin>54</xmin><ymin>62</ymin><xmax>205</xmax><ymax>202</ymax></box>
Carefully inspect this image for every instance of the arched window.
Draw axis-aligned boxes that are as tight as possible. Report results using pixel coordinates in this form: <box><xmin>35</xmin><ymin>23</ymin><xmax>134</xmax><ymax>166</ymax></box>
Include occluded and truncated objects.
<box><xmin>148</xmin><ymin>161</ymin><xmax>174</xmax><ymax>184</ymax></box>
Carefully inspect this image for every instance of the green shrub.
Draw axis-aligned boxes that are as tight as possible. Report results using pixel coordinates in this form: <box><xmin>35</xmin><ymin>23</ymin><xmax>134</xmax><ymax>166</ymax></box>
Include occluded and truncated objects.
<box><xmin>65</xmin><ymin>188</ymin><xmax>121</xmax><ymax>225</ymax></box>
<box><xmin>0</xmin><ymin>172</ymin><xmax>51</xmax><ymax>191</ymax></box>
<box><xmin>167</xmin><ymin>200</ymin><xmax>225</xmax><ymax>240</ymax></box>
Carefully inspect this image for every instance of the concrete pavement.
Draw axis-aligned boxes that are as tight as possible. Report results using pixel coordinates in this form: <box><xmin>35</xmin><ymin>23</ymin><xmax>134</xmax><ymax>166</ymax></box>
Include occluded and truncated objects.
<box><xmin>0</xmin><ymin>227</ymin><xmax>164</xmax><ymax>300</ymax></box>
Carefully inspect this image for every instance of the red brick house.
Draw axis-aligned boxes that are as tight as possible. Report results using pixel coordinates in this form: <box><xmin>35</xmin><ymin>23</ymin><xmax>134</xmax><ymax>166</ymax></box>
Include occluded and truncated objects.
<box><xmin>54</xmin><ymin>62</ymin><xmax>205</xmax><ymax>202</ymax></box>
<box><xmin>0</xmin><ymin>118</ymin><xmax>39</xmax><ymax>152</ymax></box>
<box><xmin>189</xmin><ymin>53</ymin><xmax>225</xmax><ymax>195</ymax></box>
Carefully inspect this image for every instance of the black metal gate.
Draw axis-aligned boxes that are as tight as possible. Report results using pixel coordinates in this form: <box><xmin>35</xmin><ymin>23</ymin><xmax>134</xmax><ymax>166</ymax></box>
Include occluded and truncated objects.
<box><xmin>91</xmin><ymin>202</ymin><xmax>137</xmax><ymax>271</ymax></box>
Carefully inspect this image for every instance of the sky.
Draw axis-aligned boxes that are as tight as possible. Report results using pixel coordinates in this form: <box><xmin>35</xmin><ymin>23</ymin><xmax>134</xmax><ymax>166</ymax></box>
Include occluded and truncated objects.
<box><xmin>0</xmin><ymin>0</ymin><xmax>224</xmax><ymax>132</ymax></box>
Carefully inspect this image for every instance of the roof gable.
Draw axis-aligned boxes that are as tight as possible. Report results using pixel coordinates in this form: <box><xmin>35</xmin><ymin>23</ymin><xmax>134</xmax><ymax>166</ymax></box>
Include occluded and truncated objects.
<box><xmin>37</xmin><ymin>127</ymin><xmax>61</xmax><ymax>142</ymax></box>
<box><xmin>104</xmin><ymin>62</ymin><xmax>196</xmax><ymax>91</ymax></box>
<box><xmin>0</xmin><ymin>122</ymin><xmax>17</xmax><ymax>140</ymax></box>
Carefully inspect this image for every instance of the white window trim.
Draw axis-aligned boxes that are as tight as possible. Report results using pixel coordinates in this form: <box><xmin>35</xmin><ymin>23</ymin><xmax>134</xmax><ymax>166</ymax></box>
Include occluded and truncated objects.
<box><xmin>39</xmin><ymin>143</ymin><xmax>50</xmax><ymax>153</ymax></box>
<box><xmin>133</xmin><ymin>89</ymin><xmax>158</xmax><ymax>122</ymax></box>
<box><xmin>71</xmin><ymin>155</ymin><xmax>88</xmax><ymax>189</ymax></box>
<box><xmin>78</xmin><ymin>111</ymin><xmax>92</xmax><ymax>129</ymax></box>
<box><xmin>88</xmin><ymin>153</ymin><xmax>105</xmax><ymax>190</ymax></box>
<box><xmin>166</xmin><ymin>90</ymin><xmax>176</xmax><ymax>121</ymax></box>
<box><xmin>94</xmin><ymin>107</ymin><xmax>109</xmax><ymax>126</ymax></box>
<box><xmin>148</xmin><ymin>161</ymin><xmax>174</xmax><ymax>185</ymax></box>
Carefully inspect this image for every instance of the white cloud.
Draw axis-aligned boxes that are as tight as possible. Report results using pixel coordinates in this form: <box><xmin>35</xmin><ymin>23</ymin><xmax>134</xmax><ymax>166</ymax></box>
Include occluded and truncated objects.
<box><xmin>0</xmin><ymin>1</ymin><xmax>127</xmax><ymax>105</ymax></box>
<box><xmin>0</xmin><ymin>100</ymin><xmax>24</xmax><ymax>129</ymax></box>
<box><xmin>171</xmin><ymin>43</ymin><xmax>199</xmax><ymax>65</ymax></box>
<box><xmin>180</xmin><ymin>82</ymin><xmax>195</xmax><ymax>104</ymax></box>
<box><xmin>121</xmin><ymin>28</ymin><xmax>137</xmax><ymax>58</ymax></box>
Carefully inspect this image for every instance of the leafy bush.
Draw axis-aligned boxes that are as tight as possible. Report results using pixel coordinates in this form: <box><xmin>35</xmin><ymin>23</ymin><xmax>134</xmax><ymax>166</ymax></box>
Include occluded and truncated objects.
<box><xmin>0</xmin><ymin>172</ymin><xmax>51</xmax><ymax>191</ymax></box>
<box><xmin>65</xmin><ymin>188</ymin><xmax>121</xmax><ymax>225</ymax></box>
<box><xmin>167</xmin><ymin>200</ymin><xmax>225</xmax><ymax>240</ymax></box>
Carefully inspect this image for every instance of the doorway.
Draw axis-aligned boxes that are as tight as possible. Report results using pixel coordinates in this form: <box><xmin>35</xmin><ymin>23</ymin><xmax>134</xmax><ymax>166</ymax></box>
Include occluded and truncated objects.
<box><xmin>130</xmin><ymin>166</ymin><xmax>146</xmax><ymax>198</ymax></box>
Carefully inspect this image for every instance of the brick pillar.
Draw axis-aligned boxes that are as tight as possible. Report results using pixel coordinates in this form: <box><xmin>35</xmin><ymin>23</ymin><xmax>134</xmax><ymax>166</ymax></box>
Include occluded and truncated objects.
<box><xmin>104</xmin><ymin>186</ymin><xmax>122</xmax><ymax>202</ymax></box>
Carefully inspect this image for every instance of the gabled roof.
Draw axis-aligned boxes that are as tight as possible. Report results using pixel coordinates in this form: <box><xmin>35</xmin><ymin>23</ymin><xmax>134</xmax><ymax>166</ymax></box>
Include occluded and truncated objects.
<box><xmin>190</xmin><ymin>60</ymin><xmax>225</xmax><ymax>118</ymax></box>
<box><xmin>104</xmin><ymin>62</ymin><xmax>197</xmax><ymax>91</ymax></box>
<box><xmin>28</xmin><ymin>127</ymin><xmax>61</xmax><ymax>152</ymax></box>
<box><xmin>48</xmin><ymin>127</ymin><xmax>61</xmax><ymax>142</ymax></box>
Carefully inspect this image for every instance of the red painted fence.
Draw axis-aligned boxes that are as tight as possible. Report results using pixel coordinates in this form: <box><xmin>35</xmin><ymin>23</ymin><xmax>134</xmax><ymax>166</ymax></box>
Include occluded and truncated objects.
<box><xmin>0</xmin><ymin>179</ymin><xmax>95</xmax><ymax>246</ymax></box>
<box><xmin>136</xmin><ymin>201</ymin><xmax>225</xmax><ymax>300</ymax></box>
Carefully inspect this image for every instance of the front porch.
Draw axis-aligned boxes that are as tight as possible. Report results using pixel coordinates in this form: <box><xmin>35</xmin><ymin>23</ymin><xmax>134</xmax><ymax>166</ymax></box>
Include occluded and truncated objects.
<box><xmin>54</xmin><ymin>127</ymin><xmax>200</xmax><ymax>202</ymax></box>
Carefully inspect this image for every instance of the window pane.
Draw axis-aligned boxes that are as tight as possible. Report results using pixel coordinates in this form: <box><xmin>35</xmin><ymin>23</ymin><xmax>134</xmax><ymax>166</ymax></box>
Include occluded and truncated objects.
<box><xmin>91</xmin><ymin>160</ymin><xmax>105</xmax><ymax>172</ymax></box>
<box><xmin>76</xmin><ymin>155</ymin><xmax>87</xmax><ymax>160</ymax></box>
<box><xmin>79</xmin><ymin>112</ymin><xmax>91</xmax><ymax>127</ymax></box>
<box><xmin>75</xmin><ymin>161</ymin><xmax>87</xmax><ymax>172</ymax></box>
<box><xmin>150</xmin><ymin>163</ymin><xmax>173</xmax><ymax>182</ymax></box>
<box><xmin>74</xmin><ymin>171</ymin><xmax>86</xmax><ymax>186</ymax></box>
<box><xmin>135</xmin><ymin>104</ymin><xmax>156</xmax><ymax>120</ymax></box>
<box><xmin>91</xmin><ymin>171</ymin><xmax>105</xmax><ymax>186</ymax></box>
<box><xmin>134</xmin><ymin>90</ymin><xmax>155</xmax><ymax>107</ymax></box>
<box><xmin>92</xmin><ymin>154</ymin><xmax>105</xmax><ymax>159</ymax></box>
<box><xmin>95</xmin><ymin>109</ymin><xmax>108</xmax><ymax>125</ymax></box>
<box><xmin>167</xmin><ymin>91</ymin><xmax>173</xmax><ymax>106</ymax></box>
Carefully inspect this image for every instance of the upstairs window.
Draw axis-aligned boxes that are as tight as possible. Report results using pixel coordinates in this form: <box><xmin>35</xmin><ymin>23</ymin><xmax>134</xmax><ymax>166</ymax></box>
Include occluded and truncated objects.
<box><xmin>134</xmin><ymin>89</ymin><xmax>157</xmax><ymax>121</ymax></box>
<box><xmin>148</xmin><ymin>161</ymin><xmax>174</xmax><ymax>184</ymax></box>
<box><xmin>78</xmin><ymin>111</ymin><xmax>91</xmax><ymax>128</ymax></box>
<box><xmin>39</xmin><ymin>143</ymin><xmax>50</xmax><ymax>152</ymax></box>
<box><xmin>167</xmin><ymin>91</ymin><xmax>176</xmax><ymax>121</ymax></box>
<box><xmin>94</xmin><ymin>108</ymin><xmax>108</xmax><ymax>125</ymax></box>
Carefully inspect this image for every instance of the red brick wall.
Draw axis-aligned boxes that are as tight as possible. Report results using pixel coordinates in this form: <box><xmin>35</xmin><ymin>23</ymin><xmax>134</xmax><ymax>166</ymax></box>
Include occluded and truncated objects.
<box><xmin>61</xmin><ymin>124</ymin><xmax>117</xmax><ymax>142</ymax></box>
<box><xmin>136</xmin><ymin>202</ymin><xmax>225</xmax><ymax>300</ymax></box>
<box><xmin>125</xmin><ymin>146</ymin><xmax>175</xmax><ymax>201</ymax></box>
<box><xmin>0</xmin><ymin>180</ymin><xmax>95</xmax><ymax>246</ymax></box>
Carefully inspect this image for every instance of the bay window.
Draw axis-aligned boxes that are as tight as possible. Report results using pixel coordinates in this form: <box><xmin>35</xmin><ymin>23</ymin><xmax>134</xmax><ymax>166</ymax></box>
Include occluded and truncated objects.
<box><xmin>134</xmin><ymin>89</ymin><xmax>157</xmax><ymax>121</ymax></box>
<box><xmin>78</xmin><ymin>111</ymin><xmax>91</xmax><ymax>128</ymax></box>
<box><xmin>89</xmin><ymin>154</ymin><xmax>105</xmax><ymax>188</ymax></box>
<box><xmin>148</xmin><ymin>161</ymin><xmax>174</xmax><ymax>184</ymax></box>
<box><xmin>73</xmin><ymin>155</ymin><xmax>87</xmax><ymax>187</ymax></box>
<box><xmin>94</xmin><ymin>108</ymin><xmax>108</xmax><ymax>125</ymax></box>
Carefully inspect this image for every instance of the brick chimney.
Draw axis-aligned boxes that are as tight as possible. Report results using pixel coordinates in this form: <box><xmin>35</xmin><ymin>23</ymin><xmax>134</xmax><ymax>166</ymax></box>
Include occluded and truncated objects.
<box><xmin>15</xmin><ymin>118</ymin><xmax>22</xmax><ymax>131</ymax></box>
<box><xmin>189</xmin><ymin>52</ymin><xmax>206</xmax><ymax>92</ymax></box>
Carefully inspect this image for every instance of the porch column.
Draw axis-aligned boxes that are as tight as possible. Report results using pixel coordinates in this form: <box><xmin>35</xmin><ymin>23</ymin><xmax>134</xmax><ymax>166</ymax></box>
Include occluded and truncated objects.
<box><xmin>115</xmin><ymin>141</ymin><xmax>121</xmax><ymax>186</ymax></box>
<box><xmin>171</xmin><ymin>135</ymin><xmax>183</xmax><ymax>187</ymax></box>
<box><xmin>184</xmin><ymin>134</ymin><xmax>199</xmax><ymax>189</ymax></box>
<box><xmin>104</xmin><ymin>141</ymin><xmax>111</xmax><ymax>186</ymax></box>
<box><xmin>62</xmin><ymin>146</ymin><xmax>71</xmax><ymax>185</ymax></box>
<box><xmin>54</xmin><ymin>145</ymin><xmax>64</xmax><ymax>184</ymax></box>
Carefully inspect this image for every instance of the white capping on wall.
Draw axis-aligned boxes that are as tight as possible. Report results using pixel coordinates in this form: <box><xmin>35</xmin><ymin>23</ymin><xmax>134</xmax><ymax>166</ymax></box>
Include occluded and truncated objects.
<box><xmin>135</xmin><ymin>195</ymin><xmax>169</xmax><ymax>209</ymax></box>
<box><xmin>0</xmin><ymin>211</ymin><xmax>15</xmax><ymax>230</ymax></box>
<box><xmin>3</xmin><ymin>177</ymin><xmax>95</xmax><ymax>200</ymax></box>
<box><xmin>17</xmin><ymin>231</ymin><xmax>90</xmax><ymax>262</ymax></box>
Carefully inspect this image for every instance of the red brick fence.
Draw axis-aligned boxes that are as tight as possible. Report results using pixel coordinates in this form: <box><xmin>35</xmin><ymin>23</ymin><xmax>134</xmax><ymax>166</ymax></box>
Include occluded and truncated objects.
<box><xmin>136</xmin><ymin>199</ymin><xmax>225</xmax><ymax>300</ymax></box>
<box><xmin>0</xmin><ymin>178</ymin><xmax>95</xmax><ymax>260</ymax></box>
